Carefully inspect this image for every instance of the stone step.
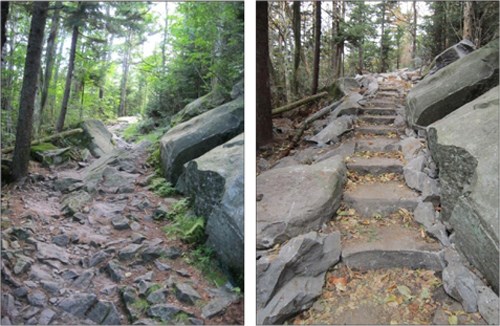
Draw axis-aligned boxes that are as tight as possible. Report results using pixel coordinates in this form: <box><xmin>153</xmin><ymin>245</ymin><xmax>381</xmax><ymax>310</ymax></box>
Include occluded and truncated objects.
<box><xmin>375</xmin><ymin>91</ymin><xmax>400</xmax><ymax>98</ymax></box>
<box><xmin>342</xmin><ymin>224</ymin><xmax>444</xmax><ymax>271</ymax></box>
<box><xmin>355</xmin><ymin>125</ymin><xmax>401</xmax><ymax>136</ymax></box>
<box><xmin>358</xmin><ymin>115</ymin><xmax>397</xmax><ymax>125</ymax></box>
<box><xmin>355</xmin><ymin>137</ymin><xmax>401</xmax><ymax>152</ymax></box>
<box><xmin>367</xmin><ymin>99</ymin><xmax>399</xmax><ymax>108</ymax></box>
<box><xmin>347</xmin><ymin>157</ymin><xmax>404</xmax><ymax>175</ymax></box>
<box><xmin>343</xmin><ymin>181</ymin><xmax>419</xmax><ymax>216</ymax></box>
<box><xmin>378</xmin><ymin>87</ymin><xmax>399</xmax><ymax>92</ymax></box>
<box><xmin>359</xmin><ymin>107</ymin><xmax>397</xmax><ymax>116</ymax></box>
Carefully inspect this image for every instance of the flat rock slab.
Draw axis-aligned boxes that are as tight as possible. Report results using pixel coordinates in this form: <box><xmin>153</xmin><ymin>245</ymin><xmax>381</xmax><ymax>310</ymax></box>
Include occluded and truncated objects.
<box><xmin>355</xmin><ymin>125</ymin><xmax>400</xmax><ymax>136</ymax></box>
<box><xmin>343</xmin><ymin>182</ymin><xmax>419</xmax><ymax>216</ymax></box>
<box><xmin>342</xmin><ymin>224</ymin><xmax>444</xmax><ymax>271</ymax></box>
<box><xmin>358</xmin><ymin>115</ymin><xmax>397</xmax><ymax>125</ymax></box>
<box><xmin>257</xmin><ymin>156</ymin><xmax>346</xmax><ymax>249</ymax></box>
<box><xmin>347</xmin><ymin>157</ymin><xmax>403</xmax><ymax>175</ymax></box>
<box><xmin>360</xmin><ymin>107</ymin><xmax>397</xmax><ymax>116</ymax></box>
<box><xmin>367</xmin><ymin>99</ymin><xmax>399</xmax><ymax>108</ymax></box>
<box><xmin>355</xmin><ymin>137</ymin><xmax>401</xmax><ymax>152</ymax></box>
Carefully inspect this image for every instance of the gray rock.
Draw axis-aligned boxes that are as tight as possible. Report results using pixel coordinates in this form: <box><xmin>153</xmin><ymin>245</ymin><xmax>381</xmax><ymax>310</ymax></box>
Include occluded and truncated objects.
<box><xmin>154</xmin><ymin>260</ymin><xmax>172</xmax><ymax>272</ymax></box>
<box><xmin>427</xmin><ymin>222</ymin><xmax>451</xmax><ymax>247</ymax></box>
<box><xmin>413</xmin><ymin>201</ymin><xmax>436</xmax><ymax>229</ymax></box>
<box><xmin>160</xmin><ymin>96</ymin><xmax>243</xmax><ymax>184</ymax></box>
<box><xmin>334</xmin><ymin>77</ymin><xmax>360</xmax><ymax>96</ymax></box>
<box><xmin>174</xmin><ymin>283</ymin><xmax>201</xmax><ymax>305</ymax></box>
<box><xmin>176</xmin><ymin>134</ymin><xmax>244</xmax><ymax>276</ymax></box>
<box><xmin>40</xmin><ymin>280</ymin><xmax>60</xmax><ymax>294</ymax></box>
<box><xmin>106</xmin><ymin>260</ymin><xmax>125</xmax><ymax>282</ymax></box>
<box><xmin>141</xmin><ymin>245</ymin><xmax>164</xmax><ymax>262</ymax></box>
<box><xmin>400</xmin><ymin>137</ymin><xmax>423</xmax><ymax>161</ymax></box>
<box><xmin>58</xmin><ymin>292</ymin><xmax>97</xmax><ymax>318</ymax></box>
<box><xmin>257</xmin><ymin>232</ymin><xmax>341</xmax><ymax>324</ymax></box>
<box><xmin>1</xmin><ymin>317</ymin><xmax>11</xmax><ymax>325</ymax></box>
<box><xmin>38</xmin><ymin>308</ymin><xmax>56</xmax><ymax>325</ymax></box>
<box><xmin>13</xmin><ymin>286</ymin><xmax>28</xmax><ymax>298</ymax></box>
<box><xmin>427</xmin><ymin>39</ymin><xmax>475</xmax><ymax>75</ymax></box>
<box><xmin>27</xmin><ymin>290</ymin><xmax>47</xmax><ymax>307</ymax></box>
<box><xmin>443</xmin><ymin>262</ymin><xmax>482</xmax><ymax>312</ymax></box>
<box><xmin>146</xmin><ymin>289</ymin><xmax>167</xmax><ymax>304</ymax></box>
<box><xmin>403</xmin><ymin>166</ymin><xmax>440</xmax><ymax>199</ymax></box>
<box><xmin>176</xmin><ymin>269</ymin><xmax>190</xmax><ymax>277</ymax></box>
<box><xmin>427</xmin><ymin>86</ymin><xmax>499</xmax><ymax>293</ymax></box>
<box><xmin>118</xmin><ymin>244</ymin><xmax>142</xmax><ymax>261</ymax></box>
<box><xmin>36</xmin><ymin>242</ymin><xmax>70</xmax><ymax>264</ymax></box>
<box><xmin>111</xmin><ymin>216</ymin><xmax>130</xmax><ymax>230</ymax></box>
<box><xmin>88</xmin><ymin>250</ymin><xmax>109</xmax><ymax>267</ymax></box>
<box><xmin>477</xmin><ymin>286</ymin><xmax>499</xmax><ymax>325</ymax></box>
<box><xmin>60</xmin><ymin>190</ymin><xmax>92</xmax><ymax>216</ymax></box>
<box><xmin>306</xmin><ymin>115</ymin><xmax>354</xmax><ymax>146</ymax></box>
<box><xmin>81</xmin><ymin>119</ymin><xmax>115</xmax><ymax>158</ymax></box>
<box><xmin>72</xmin><ymin>212</ymin><xmax>87</xmax><ymax>224</ymax></box>
<box><xmin>147</xmin><ymin>304</ymin><xmax>183</xmax><ymax>323</ymax></box>
<box><xmin>13</xmin><ymin>255</ymin><xmax>33</xmax><ymax>275</ymax></box>
<box><xmin>72</xmin><ymin>269</ymin><xmax>94</xmax><ymax>288</ymax></box>
<box><xmin>31</xmin><ymin>146</ymin><xmax>71</xmax><ymax>167</ymax></box>
<box><xmin>52</xmin><ymin>234</ymin><xmax>69</xmax><ymax>247</ymax></box>
<box><xmin>201</xmin><ymin>292</ymin><xmax>239</xmax><ymax>319</ymax></box>
<box><xmin>172</xmin><ymin>88</ymin><xmax>229</xmax><ymax>125</ymax></box>
<box><xmin>86</xmin><ymin>300</ymin><xmax>121</xmax><ymax>325</ymax></box>
<box><xmin>61</xmin><ymin>269</ymin><xmax>79</xmax><ymax>281</ymax></box>
<box><xmin>134</xmin><ymin>271</ymin><xmax>154</xmax><ymax>283</ymax></box>
<box><xmin>407</xmin><ymin>38</ymin><xmax>498</xmax><ymax>127</ymax></box>
<box><xmin>164</xmin><ymin>247</ymin><xmax>182</xmax><ymax>260</ymax></box>
<box><xmin>53</xmin><ymin>177</ymin><xmax>84</xmax><ymax>193</ymax></box>
<box><xmin>121</xmin><ymin>286</ymin><xmax>141</xmax><ymax>322</ymax></box>
<box><xmin>22</xmin><ymin>306</ymin><xmax>40</xmax><ymax>319</ymax></box>
<box><xmin>257</xmin><ymin>156</ymin><xmax>345</xmax><ymax>249</ymax></box>
<box><xmin>231</xmin><ymin>79</ymin><xmax>244</xmax><ymax>100</ymax></box>
<box><xmin>101</xmin><ymin>167</ymin><xmax>137</xmax><ymax>194</ymax></box>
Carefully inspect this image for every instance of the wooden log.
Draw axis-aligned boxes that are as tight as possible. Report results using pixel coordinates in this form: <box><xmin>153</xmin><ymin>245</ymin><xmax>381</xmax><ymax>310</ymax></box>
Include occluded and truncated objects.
<box><xmin>292</xmin><ymin>98</ymin><xmax>344</xmax><ymax>144</ymax></box>
<box><xmin>272</xmin><ymin>91</ymin><xmax>328</xmax><ymax>116</ymax></box>
<box><xmin>1</xmin><ymin>128</ymin><xmax>83</xmax><ymax>154</ymax></box>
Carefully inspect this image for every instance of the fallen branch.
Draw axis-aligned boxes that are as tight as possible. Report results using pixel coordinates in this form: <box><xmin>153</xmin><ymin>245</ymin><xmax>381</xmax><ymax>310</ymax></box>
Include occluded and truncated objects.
<box><xmin>1</xmin><ymin>128</ymin><xmax>84</xmax><ymax>154</ymax></box>
<box><xmin>272</xmin><ymin>91</ymin><xmax>328</xmax><ymax>116</ymax></box>
<box><xmin>292</xmin><ymin>97</ymin><xmax>345</xmax><ymax>144</ymax></box>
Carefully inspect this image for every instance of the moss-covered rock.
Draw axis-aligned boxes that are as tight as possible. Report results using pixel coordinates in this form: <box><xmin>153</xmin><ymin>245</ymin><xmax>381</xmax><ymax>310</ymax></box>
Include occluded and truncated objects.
<box><xmin>30</xmin><ymin>143</ymin><xmax>71</xmax><ymax>167</ymax></box>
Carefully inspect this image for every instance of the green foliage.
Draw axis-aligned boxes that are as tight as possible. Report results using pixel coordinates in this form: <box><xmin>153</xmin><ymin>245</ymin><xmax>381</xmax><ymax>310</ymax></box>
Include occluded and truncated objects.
<box><xmin>174</xmin><ymin>312</ymin><xmax>190</xmax><ymax>324</ymax></box>
<box><xmin>30</xmin><ymin>143</ymin><xmax>58</xmax><ymax>152</ymax></box>
<box><xmin>148</xmin><ymin>177</ymin><xmax>176</xmax><ymax>197</ymax></box>
<box><xmin>185</xmin><ymin>245</ymin><xmax>228</xmax><ymax>287</ymax></box>
<box><xmin>161</xmin><ymin>198</ymin><xmax>205</xmax><ymax>244</ymax></box>
<box><xmin>146</xmin><ymin>283</ymin><xmax>162</xmax><ymax>295</ymax></box>
<box><xmin>131</xmin><ymin>298</ymin><xmax>149</xmax><ymax>313</ymax></box>
<box><xmin>167</xmin><ymin>198</ymin><xmax>189</xmax><ymax>220</ymax></box>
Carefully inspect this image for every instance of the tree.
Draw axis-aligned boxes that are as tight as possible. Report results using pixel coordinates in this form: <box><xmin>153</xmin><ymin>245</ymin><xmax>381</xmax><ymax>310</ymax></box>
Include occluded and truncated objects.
<box><xmin>1</xmin><ymin>1</ymin><xmax>8</xmax><ymax>55</ymax></box>
<box><xmin>332</xmin><ymin>0</ymin><xmax>344</xmax><ymax>80</ymax></box>
<box><xmin>412</xmin><ymin>1</ymin><xmax>417</xmax><ymax>60</ymax></box>
<box><xmin>292</xmin><ymin>1</ymin><xmax>301</xmax><ymax>95</ymax></box>
<box><xmin>256</xmin><ymin>1</ymin><xmax>273</xmax><ymax>148</ymax></box>
<box><xmin>311</xmin><ymin>1</ymin><xmax>321</xmax><ymax>94</ymax></box>
<box><xmin>11</xmin><ymin>1</ymin><xmax>49</xmax><ymax>181</ymax></box>
<box><xmin>463</xmin><ymin>1</ymin><xmax>474</xmax><ymax>42</ymax></box>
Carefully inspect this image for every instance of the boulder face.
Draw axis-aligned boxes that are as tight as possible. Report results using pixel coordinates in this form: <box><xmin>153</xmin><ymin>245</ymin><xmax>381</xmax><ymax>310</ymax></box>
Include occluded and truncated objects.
<box><xmin>427</xmin><ymin>39</ymin><xmax>476</xmax><ymax>75</ymax></box>
<box><xmin>176</xmin><ymin>134</ymin><xmax>244</xmax><ymax>277</ymax></box>
<box><xmin>172</xmin><ymin>88</ymin><xmax>229</xmax><ymax>125</ymax></box>
<box><xmin>257</xmin><ymin>231</ymin><xmax>341</xmax><ymax>324</ymax></box>
<box><xmin>256</xmin><ymin>156</ymin><xmax>346</xmax><ymax>249</ymax></box>
<box><xmin>406</xmin><ymin>38</ymin><xmax>499</xmax><ymax>128</ymax></box>
<box><xmin>427</xmin><ymin>86</ymin><xmax>499</xmax><ymax>293</ymax></box>
<box><xmin>81</xmin><ymin>119</ymin><xmax>115</xmax><ymax>158</ymax></box>
<box><xmin>160</xmin><ymin>96</ymin><xmax>244</xmax><ymax>184</ymax></box>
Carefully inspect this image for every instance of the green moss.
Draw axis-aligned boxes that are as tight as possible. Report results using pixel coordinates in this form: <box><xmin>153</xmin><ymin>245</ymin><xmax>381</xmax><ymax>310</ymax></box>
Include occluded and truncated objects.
<box><xmin>31</xmin><ymin>143</ymin><xmax>58</xmax><ymax>153</ymax></box>
<box><xmin>185</xmin><ymin>245</ymin><xmax>228</xmax><ymax>287</ymax></box>
<box><xmin>174</xmin><ymin>312</ymin><xmax>190</xmax><ymax>323</ymax></box>
<box><xmin>148</xmin><ymin>177</ymin><xmax>176</xmax><ymax>197</ymax></box>
<box><xmin>131</xmin><ymin>298</ymin><xmax>149</xmax><ymax>313</ymax></box>
<box><xmin>146</xmin><ymin>283</ymin><xmax>162</xmax><ymax>295</ymax></box>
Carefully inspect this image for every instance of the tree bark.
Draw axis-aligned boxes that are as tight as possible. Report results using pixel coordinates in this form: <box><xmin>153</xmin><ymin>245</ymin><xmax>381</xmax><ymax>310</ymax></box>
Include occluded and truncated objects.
<box><xmin>412</xmin><ymin>1</ymin><xmax>417</xmax><ymax>60</ymax></box>
<box><xmin>1</xmin><ymin>1</ymin><xmax>8</xmax><ymax>55</ymax></box>
<box><xmin>292</xmin><ymin>1</ymin><xmax>301</xmax><ymax>95</ymax></box>
<box><xmin>56</xmin><ymin>22</ymin><xmax>79</xmax><ymax>132</ymax></box>
<box><xmin>2</xmin><ymin>128</ymin><xmax>83</xmax><ymax>154</ymax></box>
<box><xmin>118</xmin><ymin>29</ymin><xmax>131</xmax><ymax>117</ymax></box>
<box><xmin>272</xmin><ymin>91</ymin><xmax>328</xmax><ymax>116</ymax></box>
<box><xmin>256</xmin><ymin>1</ymin><xmax>273</xmax><ymax>148</ymax></box>
<box><xmin>162</xmin><ymin>2</ymin><xmax>168</xmax><ymax>72</ymax></box>
<box><xmin>40</xmin><ymin>7</ymin><xmax>60</xmax><ymax>128</ymax></box>
<box><xmin>311</xmin><ymin>1</ymin><xmax>321</xmax><ymax>95</ymax></box>
<box><xmin>379</xmin><ymin>0</ymin><xmax>387</xmax><ymax>73</ymax></box>
<box><xmin>358</xmin><ymin>45</ymin><xmax>363</xmax><ymax>74</ymax></box>
<box><xmin>463</xmin><ymin>1</ymin><xmax>474</xmax><ymax>41</ymax></box>
<box><xmin>11</xmin><ymin>1</ymin><xmax>49</xmax><ymax>181</ymax></box>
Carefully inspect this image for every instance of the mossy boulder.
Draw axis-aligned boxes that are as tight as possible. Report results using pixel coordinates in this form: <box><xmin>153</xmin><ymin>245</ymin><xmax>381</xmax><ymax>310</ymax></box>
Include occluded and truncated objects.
<box><xmin>171</xmin><ymin>88</ymin><xmax>229</xmax><ymax>125</ymax></box>
<box><xmin>30</xmin><ymin>143</ymin><xmax>71</xmax><ymax>167</ymax></box>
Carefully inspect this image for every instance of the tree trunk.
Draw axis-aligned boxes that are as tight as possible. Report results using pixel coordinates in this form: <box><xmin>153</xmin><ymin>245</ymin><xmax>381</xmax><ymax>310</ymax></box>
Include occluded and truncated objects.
<box><xmin>1</xmin><ymin>1</ymin><xmax>8</xmax><ymax>55</ymax></box>
<box><xmin>2</xmin><ymin>12</ymin><xmax>16</xmax><ymax>136</ymax></box>
<box><xmin>162</xmin><ymin>2</ymin><xmax>168</xmax><ymax>72</ymax></box>
<box><xmin>2</xmin><ymin>128</ymin><xmax>83</xmax><ymax>154</ymax></box>
<box><xmin>332</xmin><ymin>0</ymin><xmax>343</xmax><ymax>80</ymax></box>
<box><xmin>55</xmin><ymin>23</ymin><xmax>79</xmax><ymax>132</ymax></box>
<box><xmin>412</xmin><ymin>1</ymin><xmax>417</xmax><ymax>60</ymax></box>
<box><xmin>118</xmin><ymin>30</ymin><xmax>131</xmax><ymax>117</ymax></box>
<box><xmin>358</xmin><ymin>45</ymin><xmax>363</xmax><ymax>74</ymax></box>
<box><xmin>256</xmin><ymin>1</ymin><xmax>273</xmax><ymax>148</ymax></box>
<box><xmin>40</xmin><ymin>7</ymin><xmax>60</xmax><ymax>129</ymax></box>
<box><xmin>379</xmin><ymin>0</ymin><xmax>387</xmax><ymax>73</ymax></box>
<box><xmin>463</xmin><ymin>1</ymin><xmax>474</xmax><ymax>41</ymax></box>
<box><xmin>311</xmin><ymin>1</ymin><xmax>321</xmax><ymax>95</ymax></box>
<box><xmin>272</xmin><ymin>91</ymin><xmax>328</xmax><ymax>116</ymax></box>
<box><xmin>292</xmin><ymin>1</ymin><xmax>301</xmax><ymax>95</ymax></box>
<box><xmin>11</xmin><ymin>1</ymin><xmax>49</xmax><ymax>181</ymax></box>
<box><xmin>49</xmin><ymin>27</ymin><xmax>66</xmax><ymax>122</ymax></box>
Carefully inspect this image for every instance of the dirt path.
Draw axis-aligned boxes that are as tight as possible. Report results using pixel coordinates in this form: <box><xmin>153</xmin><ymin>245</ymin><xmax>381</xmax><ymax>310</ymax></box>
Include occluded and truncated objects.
<box><xmin>282</xmin><ymin>79</ymin><xmax>486</xmax><ymax>325</ymax></box>
<box><xmin>1</xmin><ymin>120</ymin><xmax>243</xmax><ymax>325</ymax></box>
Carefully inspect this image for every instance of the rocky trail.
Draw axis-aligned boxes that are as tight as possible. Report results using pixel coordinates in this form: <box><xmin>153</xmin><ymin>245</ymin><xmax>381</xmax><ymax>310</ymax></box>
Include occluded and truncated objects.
<box><xmin>1</xmin><ymin>119</ymin><xmax>243</xmax><ymax>325</ymax></box>
<box><xmin>257</xmin><ymin>72</ymin><xmax>498</xmax><ymax>325</ymax></box>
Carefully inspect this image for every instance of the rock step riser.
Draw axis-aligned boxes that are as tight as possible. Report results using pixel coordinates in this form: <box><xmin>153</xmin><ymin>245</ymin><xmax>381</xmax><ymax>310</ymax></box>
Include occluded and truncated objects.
<box><xmin>342</xmin><ymin>196</ymin><xmax>419</xmax><ymax>217</ymax></box>
<box><xmin>342</xmin><ymin>250</ymin><xmax>444</xmax><ymax>271</ymax></box>
<box><xmin>359</xmin><ymin>108</ymin><xmax>397</xmax><ymax>116</ymax></box>
<box><xmin>355</xmin><ymin>127</ymin><xmax>401</xmax><ymax>136</ymax></box>
<box><xmin>358</xmin><ymin>116</ymin><xmax>397</xmax><ymax>125</ymax></box>
<box><xmin>346</xmin><ymin>164</ymin><xmax>403</xmax><ymax>175</ymax></box>
<box><xmin>355</xmin><ymin>142</ymin><xmax>402</xmax><ymax>153</ymax></box>
<box><xmin>367</xmin><ymin>101</ymin><xmax>401</xmax><ymax>108</ymax></box>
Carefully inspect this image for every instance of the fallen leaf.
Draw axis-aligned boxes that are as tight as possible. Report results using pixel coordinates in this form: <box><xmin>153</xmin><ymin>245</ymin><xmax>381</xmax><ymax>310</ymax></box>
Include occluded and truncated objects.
<box><xmin>448</xmin><ymin>315</ymin><xmax>458</xmax><ymax>325</ymax></box>
<box><xmin>397</xmin><ymin>285</ymin><xmax>412</xmax><ymax>298</ymax></box>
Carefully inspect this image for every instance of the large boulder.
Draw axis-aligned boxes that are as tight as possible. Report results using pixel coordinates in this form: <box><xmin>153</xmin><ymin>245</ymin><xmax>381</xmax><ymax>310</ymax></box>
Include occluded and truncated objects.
<box><xmin>257</xmin><ymin>232</ymin><xmax>341</xmax><ymax>324</ymax></box>
<box><xmin>171</xmin><ymin>88</ymin><xmax>229</xmax><ymax>125</ymax></box>
<box><xmin>427</xmin><ymin>39</ymin><xmax>476</xmax><ymax>75</ymax></box>
<box><xmin>176</xmin><ymin>134</ymin><xmax>244</xmax><ymax>277</ymax></box>
<box><xmin>256</xmin><ymin>156</ymin><xmax>346</xmax><ymax>249</ymax></box>
<box><xmin>406</xmin><ymin>38</ymin><xmax>499</xmax><ymax>127</ymax></box>
<box><xmin>160</xmin><ymin>96</ymin><xmax>243</xmax><ymax>184</ymax></box>
<box><xmin>427</xmin><ymin>86</ymin><xmax>499</xmax><ymax>293</ymax></box>
<box><xmin>81</xmin><ymin>119</ymin><xmax>115</xmax><ymax>158</ymax></box>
